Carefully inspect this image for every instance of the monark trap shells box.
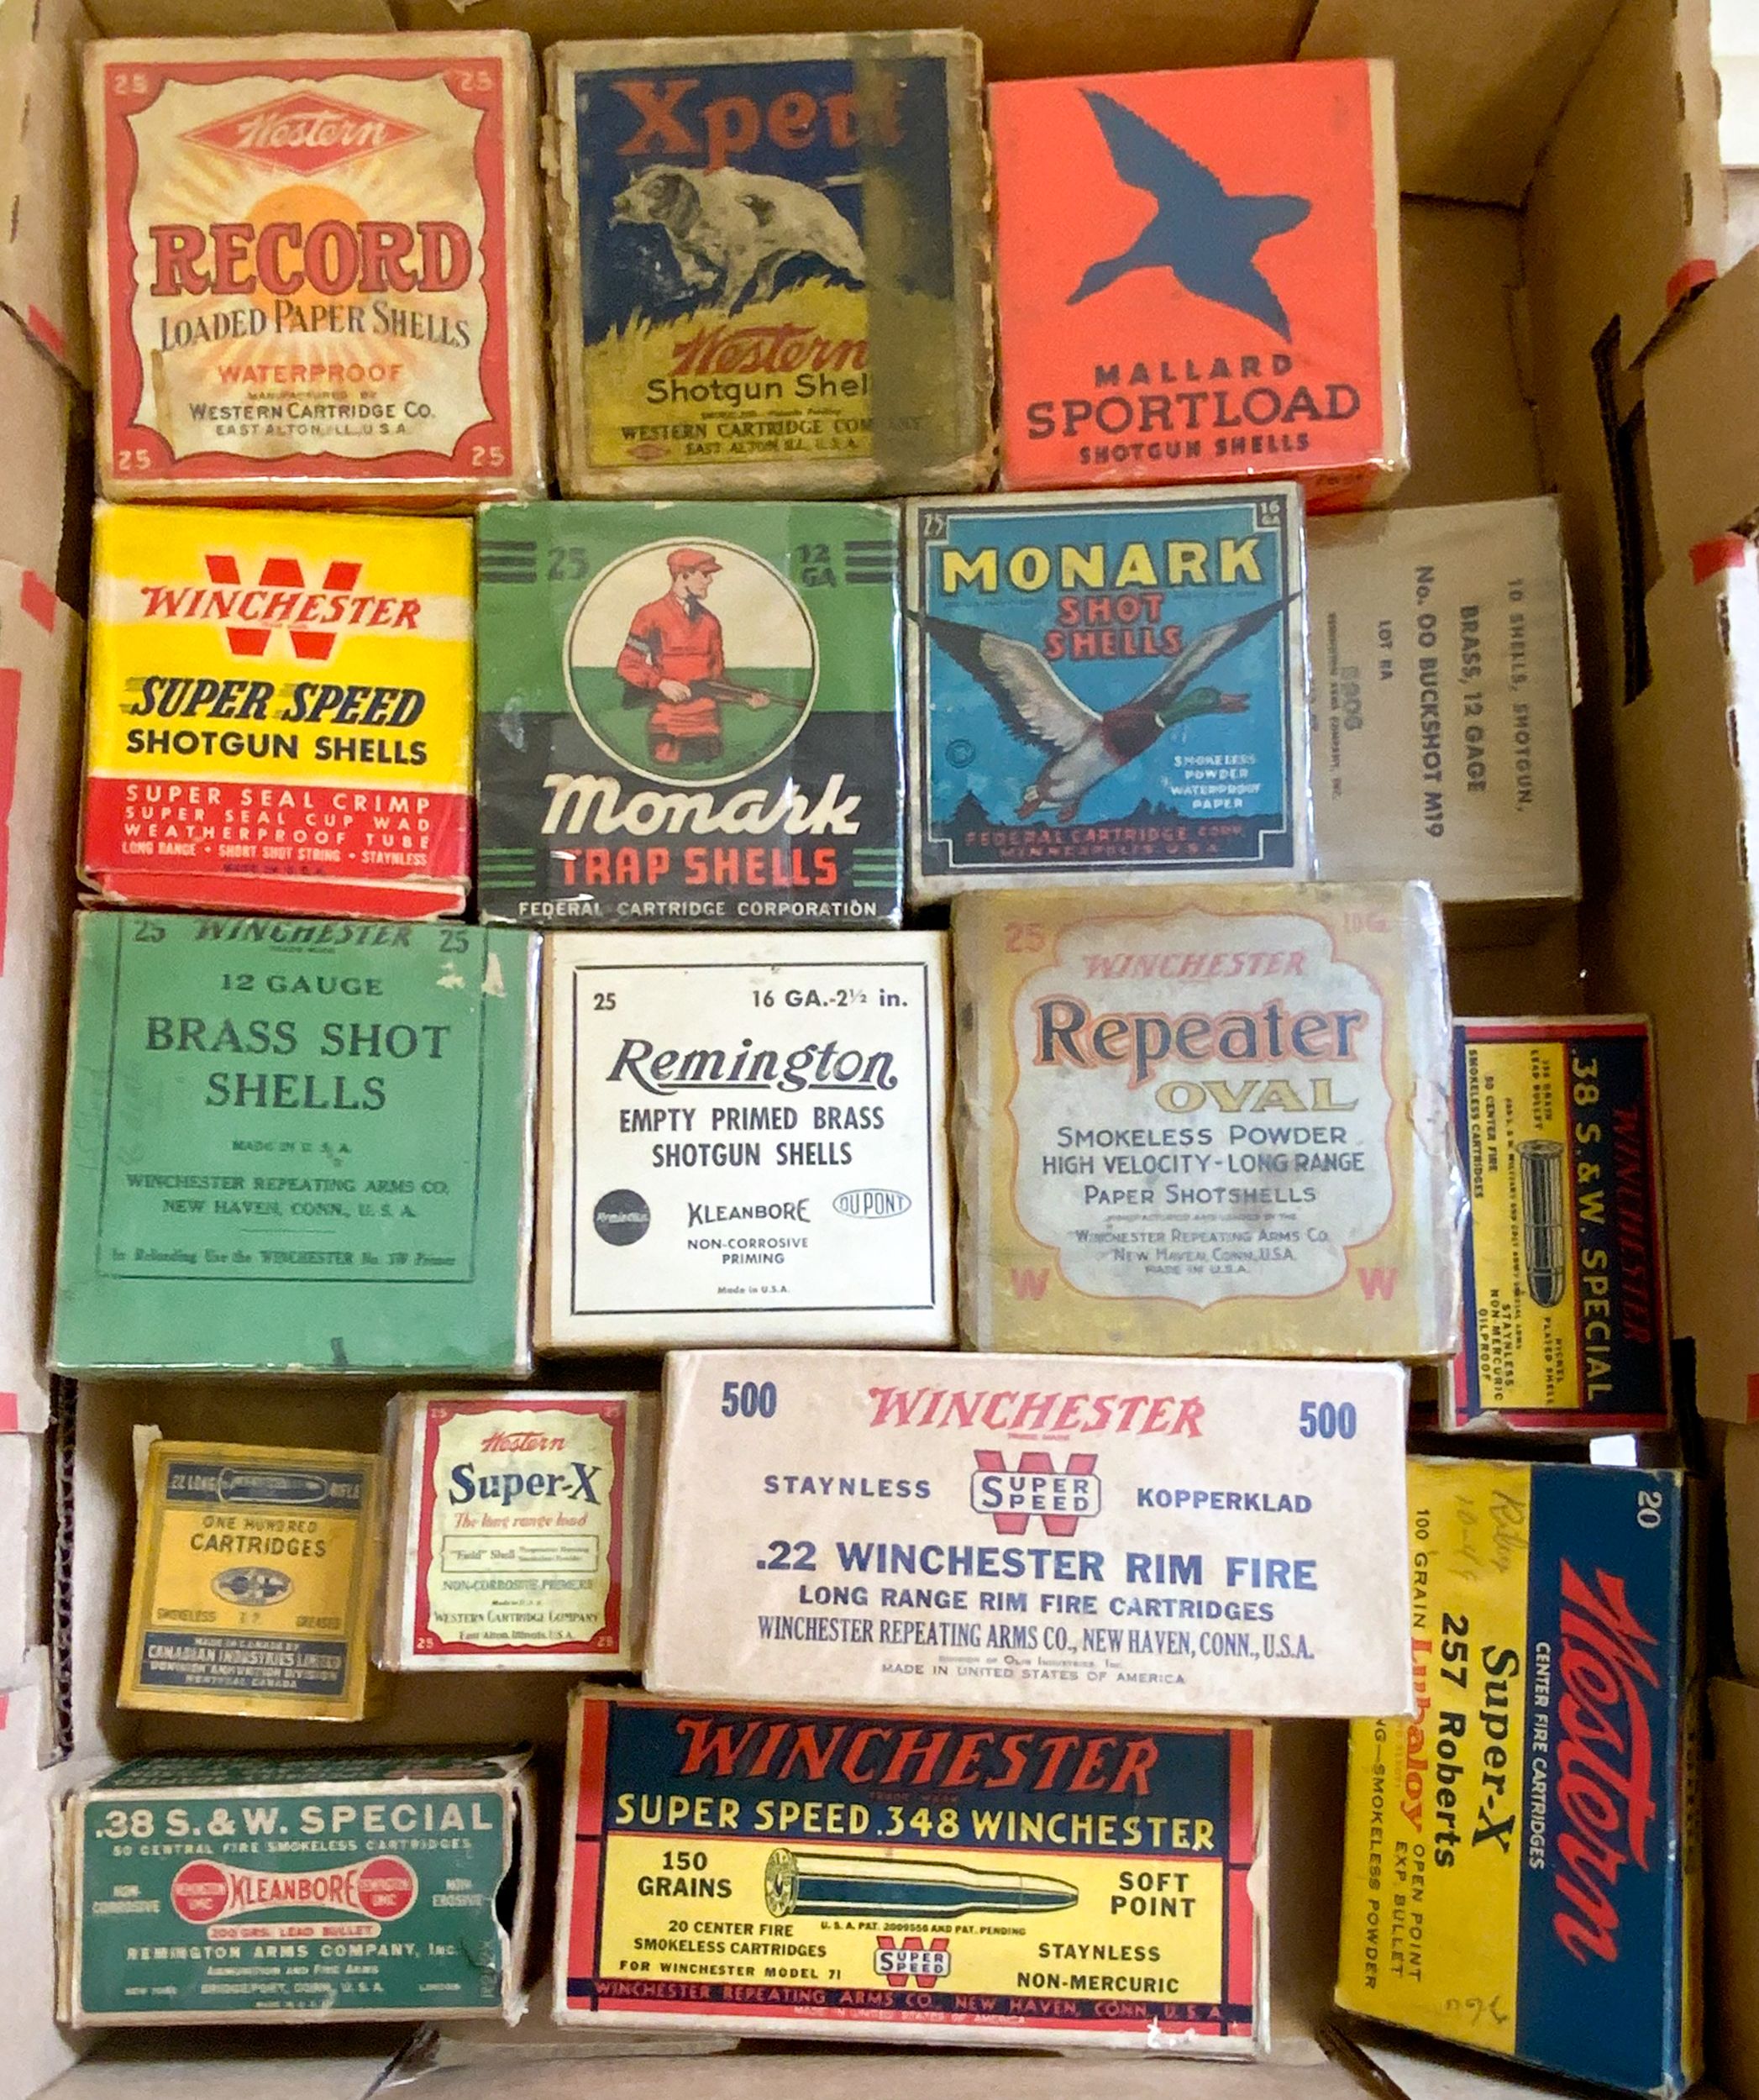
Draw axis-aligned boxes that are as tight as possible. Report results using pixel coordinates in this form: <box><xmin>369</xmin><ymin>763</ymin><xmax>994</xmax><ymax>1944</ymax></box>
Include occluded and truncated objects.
<box><xmin>1449</xmin><ymin>1019</ymin><xmax>1670</xmax><ymax>1433</ymax></box>
<box><xmin>644</xmin><ymin>1349</ymin><xmax>1412</xmax><ymax>1719</ymax></box>
<box><xmin>905</xmin><ymin>485</ymin><xmax>1311</xmax><ymax>898</ymax></box>
<box><xmin>85</xmin><ymin>34</ymin><xmax>546</xmax><ymax>507</ymax></box>
<box><xmin>538</xmin><ymin>930</ymin><xmax>952</xmax><ymax>1350</ymax></box>
<box><xmin>84</xmin><ymin>502</ymin><xmax>473</xmax><ymax>919</ymax></box>
<box><xmin>51</xmin><ymin>914</ymin><xmax>538</xmax><ymax>1376</ymax></box>
<box><xmin>1337</xmin><ymin>1460</ymin><xmax>1700</xmax><ymax>2098</ymax></box>
<box><xmin>556</xmin><ymin>1690</ymin><xmax>1266</xmax><ymax>2052</ymax></box>
<box><xmin>1308</xmin><ymin>498</ymin><xmax>1580</xmax><ymax>918</ymax></box>
<box><xmin>475</xmin><ymin>501</ymin><xmax>903</xmax><ymax>927</ymax></box>
<box><xmin>989</xmin><ymin>60</ymin><xmax>1405</xmax><ymax>508</ymax></box>
<box><xmin>383</xmin><ymin>1390</ymin><xmax>655</xmax><ymax>1670</ymax></box>
<box><xmin>57</xmin><ymin>1750</ymin><xmax>536</xmax><ymax>2027</ymax></box>
<box><xmin>546</xmin><ymin>32</ymin><xmax>994</xmax><ymax>498</ymax></box>
<box><xmin>120</xmin><ymin>1437</ymin><xmax>382</xmax><ymax>1722</ymax></box>
<box><xmin>952</xmin><ymin>882</ymin><xmax>1462</xmax><ymax>1360</ymax></box>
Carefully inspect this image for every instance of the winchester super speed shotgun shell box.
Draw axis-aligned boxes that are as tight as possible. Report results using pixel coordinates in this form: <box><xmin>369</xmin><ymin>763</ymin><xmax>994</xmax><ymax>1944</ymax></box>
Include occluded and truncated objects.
<box><xmin>555</xmin><ymin>1689</ymin><xmax>1267</xmax><ymax>2052</ymax></box>
<box><xmin>1336</xmin><ymin>1458</ymin><xmax>1700</xmax><ymax>2097</ymax></box>
<box><xmin>57</xmin><ymin>1750</ymin><xmax>536</xmax><ymax>2025</ymax></box>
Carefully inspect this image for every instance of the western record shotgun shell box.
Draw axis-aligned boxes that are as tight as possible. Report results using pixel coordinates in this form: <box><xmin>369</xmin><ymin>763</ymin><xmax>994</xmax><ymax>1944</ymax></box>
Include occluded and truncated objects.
<box><xmin>83</xmin><ymin>502</ymin><xmax>475</xmax><ymax>919</ymax></box>
<box><xmin>545</xmin><ymin>31</ymin><xmax>995</xmax><ymax>498</ymax></box>
<box><xmin>555</xmin><ymin>1689</ymin><xmax>1267</xmax><ymax>2051</ymax></box>
<box><xmin>1336</xmin><ymin>1458</ymin><xmax>1700</xmax><ymax>2097</ymax></box>
<box><xmin>84</xmin><ymin>33</ymin><xmax>547</xmax><ymax>507</ymax></box>
<box><xmin>475</xmin><ymin>500</ymin><xmax>904</xmax><ymax>927</ymax></box>
<box><xmin>904</xmin><ymin>483</ymin><xmax>1311</xmax><ymax>897</ymax></box>
<box><xmin>988</xmin><ymin>60</ymin><xmax>1405</xmax><ymax>507</ymax></box>
<box><xmin>950</xmin><ymin>880</ymin><xmax>1462</xmax><ymax>1360</ymax></box>
<box><xmin>57</xmin><ymin>1749</ymin><xmax>537</xmax><ymax>2026</ymax></box>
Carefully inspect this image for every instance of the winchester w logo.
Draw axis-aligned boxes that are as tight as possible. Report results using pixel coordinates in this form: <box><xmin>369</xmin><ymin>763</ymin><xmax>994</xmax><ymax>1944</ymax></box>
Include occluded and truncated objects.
<box><xmin>875</xmin><ymin>1935</ymin><xmax>950</xmax><ymax>1988</ymax></box>
<box><xmin>183</xmin><ymin>93</ymin><xmax>425</xmax><ymax>177</ymax></box>
<box><xmin>135</xmin><ymin>554</ymin><xmax>423</xmax><ymax>662</ymax></box>
<box><xmin>169</xmin><ymin>1855</ymin><xmax>417</xmax><ymax>1929</ymax></box>
<box><xmin>970</xmin><ymin>1450</ymin><xmax>1101</xmax><ymax>1535</ymax></box>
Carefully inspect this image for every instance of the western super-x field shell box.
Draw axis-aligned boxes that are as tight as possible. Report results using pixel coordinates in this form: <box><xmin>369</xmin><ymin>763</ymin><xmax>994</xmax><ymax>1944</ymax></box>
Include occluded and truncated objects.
<box><xmin>644</xmin><ymin>1349</ymin><xmax>1413</xmax><ymax>1718</ymax></box>
<box><xmin>904</xmin><ymin>485</ymin><xmax>1312</xmax><ymax>897</ymax></box>
<box><xmin>84</xmin><ymin>503</ymin><xmax>474</xmax><ymax>919</ymax></box>
<box><xmin>555</xmin><ymin>1689</ymin><xmax>1267</xmax><ymax>2051</ymax></box>
<box><xmin>51</xmin><ymin>914</ymin><xmax>539</xmax><ymax>1376</ymax></box>
<box><xmin>538</xmin><ymin>930</ymin><xmax>953</xmax><ymax>1350</ymax></box>
<box><xmin>475</xmin><ymin>501</ymin><xmax>904</xmax><ymax>927</ymax></box>
<box><xmin>545</xmin><ymin>32</ymin><xmax>995</xmax><ymax>499</ymax></box>
<box><xmin>121</xmin><ymin>1437</ymin><xmax>382</xmax><ymax>1722</ymax></box>
<box><xmin>988</xmin><ymin>60</ymin><xmax>1405</xmax><ymax>509</ymax></box>
<box><xmin>383</xmin><ymin>1391</ymin><xmax>655</xmax><ymax>1670</ymax></box>
<box><xmin>1308</xmin><ymin>498</ymin><xmax>1581</xmax><ymax>919</ymax></box>
<box><xmin>1449</xmin><ymin>1018</ymin><xmax>1671</xmax><ymax>1433</ymax></box>
<box><xmin>951</xmin><ymin>882</ymin><xmax>1462</xmax><ymax>1360</ymax></box>
<box><xmin>1337</xmin><ymin>1459</ymin><xmax>1700</xmax><ymax>2097</ymax></box>
<box><xmin>84</xmin><ymin>34</ymin><xmax>546</xmax><ymax>507</ymax></box>
<box><xmin>57</xmin><ymin>1749</ymin><xmax>536</xmax><ymax>2025</ymax></box>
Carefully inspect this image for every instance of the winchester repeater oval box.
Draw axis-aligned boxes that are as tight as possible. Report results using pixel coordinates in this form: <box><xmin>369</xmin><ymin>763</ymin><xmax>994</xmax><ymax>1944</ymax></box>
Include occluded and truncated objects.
<box><xmin>383</xmin><ymin>1390</ymin><xmax>655</xmax><ymax>1670</ymax></box>
<box><xmin>643</xmin><ymin>1348</ymin><xmax>1413</xmax><ymax>1719</ymax></box>
<box><xmin>951</xmin><ymin>881</ymin><xmax>1462</xmax><ymax>1360</ymax></box>
<box><xmin>120</xmin><ymin>1437</ymin><xmax>382</xmax><ymax>1722</ymax></box>
<box><xmin>50</xmin><ymin>913</ymin><xmax>539</xmax><ymax>1376</ymax></box>
<box><xmin>545</xmin><ymin>32</ymin><xmax>995</xmax><ymax>498</ymax></box>
<box><xmin>537</xmin><ymin>929</ymin><xmax>953</xmax><ymax>1350</ymax></box>
<box><xmin>989</xmin><ymin>60</ymin><xmax>1405</xmax><ymax>508</ymax></box>
<box><xmin>57</xmin><ymin>1749</ymin><xmax>536</xmax><ymax>2026</ymax></box>
<box><xmin>905</xmin><ymin>484</ymin><xmax>1312</xmax><ymax>898</ymax></box>
<box><xmin>475</xmin><ymin>501</ymin><xmax>904</xmax><ymax>927</ymax></box>
<box><xmin>84</xmin><ymin>33</ymin><xmax>546</xmax><ymax>507</ymax></box>
<box><xmin>84</xmin><ymin>502</ymin><xmax>474</xmax><ymax>919</ymax></box>
<box><xmin>1337</xmin><ymin>1458</ymin><xmax>1699</xmax><ymax>2098</ymax></box>
<box><xmin>556</xmin><ymin>1689</ymin><xmax>1266</xmax><ymax>2052</ymax></box>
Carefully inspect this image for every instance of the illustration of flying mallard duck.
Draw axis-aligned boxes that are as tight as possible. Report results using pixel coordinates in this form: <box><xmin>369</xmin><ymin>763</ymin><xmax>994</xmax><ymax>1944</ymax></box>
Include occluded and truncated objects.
<box><xmin>916</xmin><ymin>595</ymin><xmax>1294</xmax><ymax>823</ymax></box>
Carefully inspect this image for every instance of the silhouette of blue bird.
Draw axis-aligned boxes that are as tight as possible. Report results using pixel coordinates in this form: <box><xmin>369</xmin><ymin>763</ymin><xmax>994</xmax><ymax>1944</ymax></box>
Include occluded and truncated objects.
<box><xmin>1069</xmin><ymin>90</ymin><xmax>1310</xmax><ymax>339</ymax></box>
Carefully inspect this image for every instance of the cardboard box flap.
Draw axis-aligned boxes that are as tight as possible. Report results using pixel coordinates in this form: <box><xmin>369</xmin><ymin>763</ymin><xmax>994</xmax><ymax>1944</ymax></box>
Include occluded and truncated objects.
<box><xmin>0</xmin><ymin>0</ymin><xmax>94</xmax><ymax>381</ymax></box>
<box><xmin>39</xmin><ymin>2032</ymin><xmax>406</xmax><ymax>2100</ymax></box>
<box><xmin>85</xmin><ymin>0</ymin><xmax>392</xmax><ymax>34</ymax></box>
<box><xmin>1645</xmin><ymin>243</ymin><xmax>1759</xmax><ymax>558</ymax></box>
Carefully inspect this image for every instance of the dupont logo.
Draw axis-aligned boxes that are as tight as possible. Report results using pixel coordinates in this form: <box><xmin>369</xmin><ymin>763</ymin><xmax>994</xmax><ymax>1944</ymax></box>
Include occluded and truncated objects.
<box><xmin>834</xmin><ymin>1187</ymin><xmax>910</xmax><ymax>1221</ymax></box>
<box><xmin>134</xmin><ymin>554</ymin><xmax>422</xmax><ymax>662</ymax></box>
<box><xmin>170</xmin><ymin>1856</ymin><xmax>417</xmax><ymax>1927</ymax></box>
<box><xmin>970</xmin><ymin>1450</ymin><xmax>1101</xmax><ymax>1536</ymax></box>
<box><xmin>182</xmin><ymin>92</ymin><xmax>424</xmax><ymax>176</ymax></box>
<box><xmin>875</xmin><ymin>1935</ymin><xmax>950</xmax><ymax>1988</ymax></box>
<box><xmin>210</xmin><ymin>1566</ymin><xmax>293</xmax><ymax>1608</ymax></box>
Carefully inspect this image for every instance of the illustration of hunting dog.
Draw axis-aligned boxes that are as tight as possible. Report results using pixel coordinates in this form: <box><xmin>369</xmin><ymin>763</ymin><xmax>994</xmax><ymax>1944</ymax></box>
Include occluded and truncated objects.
<box><xmin>612</xmin><ymin>163</ymin><xmax>866</xmax><ymax>312</ymax></box>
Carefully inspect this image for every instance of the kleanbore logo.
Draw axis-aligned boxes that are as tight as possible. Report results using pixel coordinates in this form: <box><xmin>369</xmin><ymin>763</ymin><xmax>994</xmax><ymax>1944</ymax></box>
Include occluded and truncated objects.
<box><xmin>136</xmin><ymin>554</ymin><xmax>422</xmax><ymax>662</ymax></box>
<box><xmin>182</xmin><ymin>93</ymin><xmax>425</xmax><ymax>177</ymax></box>
<box><xmin>170</xmin><ymin>1856</ymin><xmax>417</xmax><ymax>1927</ymax></box>
<box><xmin>875</xmin><ymin>1935</ymin><xmax>950</xmax><ymax>1989</ymax></box>
<box><xmin>970</xmin><ymin>1450</ymin><xmax>1101</xmax><ymax>1536</ymax></box>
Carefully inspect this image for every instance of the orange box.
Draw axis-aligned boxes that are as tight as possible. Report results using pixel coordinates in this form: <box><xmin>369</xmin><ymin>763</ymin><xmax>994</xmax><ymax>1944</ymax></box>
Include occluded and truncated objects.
<box><xmin>990</xmin><ymin>60</ymin><xmax>1405</xmax><ymax>509</ymax></box>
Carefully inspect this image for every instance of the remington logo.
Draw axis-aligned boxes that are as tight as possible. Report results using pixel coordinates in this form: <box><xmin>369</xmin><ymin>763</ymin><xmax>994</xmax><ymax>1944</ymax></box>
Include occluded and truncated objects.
<box><xmin>608</xmin><ymin>1038</ymin><xmax>897</xmax><ymax>1097</ymax></box>
<box><xmin>541</xmin><ymin>771</ymin><xmax>860</xmax><ymax>839</ymax></box>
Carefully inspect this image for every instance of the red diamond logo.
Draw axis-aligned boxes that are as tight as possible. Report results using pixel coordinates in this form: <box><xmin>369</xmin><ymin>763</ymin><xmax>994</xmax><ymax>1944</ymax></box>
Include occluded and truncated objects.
<box><xmin>182</xmin><ymin>92</ymin><xmax>424</xmax><ymax>176</ymax></box>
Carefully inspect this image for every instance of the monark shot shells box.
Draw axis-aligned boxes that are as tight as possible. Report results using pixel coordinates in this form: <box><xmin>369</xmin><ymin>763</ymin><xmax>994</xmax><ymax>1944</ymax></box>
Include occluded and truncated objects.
<box><xmin>951</xmin><ymin>881</ymin><xmax>1462</xmax><ymax>1361</ymax></box>
<box><xmin>556</xmin><ymin>1690</ymin><xmax>1266</xmax><ymax>2053</ymax></box>
<box><xmin>545</xmin><ymin>32</ymin><xmax>995</xmax><ymax>498</ymax></box>
<box><xmin>120</xmin><ymin>1437</ymin><xmax>382</xmax><ymax>1722</ymax></box>
<box><xmin>643</xmin><ymin>1349</ymin><xmax>1412</xmax><ymax>1719</ymax></box>
<box><xmin>905</xmin><ymin>484</ymin><xmax>1310</xmax><ymax>897</ymax></box>
<box><xmin>51</xmin><ymin>914</ymin><xmax>539</xmax><ymax>1377</ymax></box>
<box><xmin>85</xmin><ymin>33</ymin><xmax>546</xmax><ymax>507</ymax></box>
<box><xmin>1449</xmin><ymin>1018</ymin><xmax>1671</xmax><ymax>1434</ymax></box>
<box><xmin>84</xmin><ymin>502</ymin><xmax>474</xmax><ymax>919</ymax></box>
<box><xmin>1337</xmin><ymin>1458</ymin><xmax>1699</xmax><ymax>2097</ymax></box>
<box><xmin>537</xmin><ymin>929</ymin><xmax>953</xmax><ymax>1351</ymax></box>
<box><xmin>57</xmin><ymin>1749</ymin><xmax>537</xmax><ymax>2027</ymax></box>
<box><xmin>383</xmin><ymin>1390</ymin><xmax>655</xmax><ymax>1670</ymax></box>
<box><xmin>988</xmin><ymin>60</ymin><xmax>1405</xmax><ymax>508</ymax></box>
<box><xmin>475</xmin><ymin>501</ymin><xmax>904</xmax><ymax>927</ymax></box>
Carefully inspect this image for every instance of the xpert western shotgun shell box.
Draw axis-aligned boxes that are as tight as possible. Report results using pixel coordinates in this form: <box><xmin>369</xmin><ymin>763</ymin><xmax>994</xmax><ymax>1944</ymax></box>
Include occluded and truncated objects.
<box><xmin>84</xmin><ymin>34</ymin><xmax>546</xmax><ymax>507</ymax></box>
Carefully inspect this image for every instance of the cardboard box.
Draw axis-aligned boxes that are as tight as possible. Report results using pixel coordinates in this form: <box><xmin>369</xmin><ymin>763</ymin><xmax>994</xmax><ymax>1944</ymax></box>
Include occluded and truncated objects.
<box><xmin>545</xmin><ymin>32</ymin><xmax>995</xmax><ymax>499</ymax></box>
<box><xmin>555</xmin><ymin>1688</ymin><xmax>1267</xmax><ymax>2052</ymax></box>
<box><xmin>904</xmin><ymin>484</ymin><xmax>1312</xmax><ymax>897</ymax></box>
<box><xmin>643</xmin><ymin>1347</ymin><xmax>1413</xmax><ymax>1719</ymax></box>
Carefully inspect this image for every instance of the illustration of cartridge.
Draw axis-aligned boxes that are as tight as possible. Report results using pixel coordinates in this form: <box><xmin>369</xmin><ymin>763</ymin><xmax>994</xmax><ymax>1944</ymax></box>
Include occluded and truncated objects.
<box><xmin>1515</xmin><ymin>1140</ymin><xmax>1568</xmax><ymax>1306</ymax></box>
<box><xmin>764</xmin><ymin>1847</ymin><xmax>1078</xmax><ymax>1919</ymax></box>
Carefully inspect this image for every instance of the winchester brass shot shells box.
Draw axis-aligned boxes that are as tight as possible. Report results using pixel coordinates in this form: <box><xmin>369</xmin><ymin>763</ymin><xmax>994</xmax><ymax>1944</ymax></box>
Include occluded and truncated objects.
<box><xmin>951</xmin><ymin>881</ymin><xmax>1462</xmax><ymax>1360</ymax></box>
<box><xmin>644</xmin><ymin>1348</ymin><xmax>1413</xmax><ymax>1719</ymax></box>
<box><xmin>537</xmin><ymin>929</ymin><xmax>953</xmax><ymax>1350</ymax></box>
<box><xmin>556</xmin><ymin>1689</ymin><xmax>1267</xmax><ymax>2051</ymax></box>
<box><xmin>383</xmin><ymin>1390</ymin><xmax>655</xmax><ymax>1670</ymax></box>
<box><xmin>85</xmin><ymin>33</ymin><xmax>546</xmax><ymax>506</ymax></box>
<box><xmin>57</xmin><ymin>1749</ymin><xmax>536</xmax><ymax>2026</ymax></box>
<box><xmin>546</xmin><ymin>32</ymin><xmax>995</xmax><ymax>498</ymax></box>
<box><xmin>905</xmin><ymin>484</ymin><xmax>1312</xmax><ymax>896</ymax></box>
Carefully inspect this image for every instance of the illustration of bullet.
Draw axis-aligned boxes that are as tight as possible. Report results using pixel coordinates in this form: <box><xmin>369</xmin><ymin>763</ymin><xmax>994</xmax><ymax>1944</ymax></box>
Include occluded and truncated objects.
<box><xmin>764</xmin><ymin>1847</ymin><xmax>1078</xmax><ymax>1919</ymax></box>
<box><xmin>1515</xmin><ymin>1140</ymin><xmax>1568</xmax><ymax>1307</ymax></box>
